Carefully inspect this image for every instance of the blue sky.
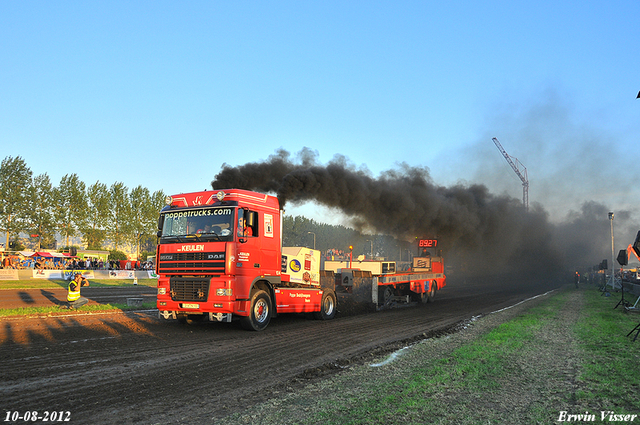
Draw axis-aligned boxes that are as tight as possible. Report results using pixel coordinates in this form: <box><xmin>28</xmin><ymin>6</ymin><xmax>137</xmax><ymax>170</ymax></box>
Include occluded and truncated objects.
<box><xmin>2</xmin><ymin>1</ymin><xmax>639</xmax><ymax>230</ymax></box>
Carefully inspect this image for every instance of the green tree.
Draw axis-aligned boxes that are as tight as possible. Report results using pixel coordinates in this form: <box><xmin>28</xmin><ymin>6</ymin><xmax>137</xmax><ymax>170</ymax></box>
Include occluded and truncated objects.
<box><xmin>53</xmin><ymin>174</ymin><xmax>88</xmax><ymax>247</ymax></box>
<box><xmin>127</xmin><ymin>187</ymin><xmax>166</xmax><ymax>259</ymax></box>
<box><xmin>150</xmin><ymin>190</ymin><xmax>166</xmax><ymax>216</ymax></box>
<box><xmin>27</xmin><ymin>173</ymin><xmax>56</xmax><ymax>250</ymax></box>
<box><xmin>128</xmin><ymin>186</ymin><xmax>150</xmax><ymax>259</ymax></box>
<box><xmin>146</xmin><ymin>189</ymin><xmax>166</xmax><ymax>250</ymax></box>
<box><xmin>82</xmin><ymin>181</ymin><xmax>110</xmax><ymax>249</ymax></box>
<box><xmin>108</xmin><ymin>249</ymin><xmax>128</xmax><ymax>261</ymax></box>
<box><xmin>282</xmin><ymin>215</ymin><xmax>315</xmax><ymax>247</ymax></box>
<box><xmin>0</xmin><ymin>156</ymin><xmax>32</xmax><ymax>248</ymax></box>
<box><xmin>108</xmin><ymin>182</ymin><xmax>130</xmax><ymax>251</ymax></box>
<box><xmin>282</xmin><ymin>215</ymin><xmax>367</xmax><ymax>254</ymax></box>
<box><xmin>8</xmin><ymin>238</ymin><xmax>25</xmax><ymax>251</ymax></box>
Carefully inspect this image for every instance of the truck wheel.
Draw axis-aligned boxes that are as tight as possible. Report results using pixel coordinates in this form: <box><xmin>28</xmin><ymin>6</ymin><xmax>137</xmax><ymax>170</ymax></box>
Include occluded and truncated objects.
<box><xmin>314</xmin><ymin>289</ymin><xmax>337</xmax><ymax>320</ymax></box>
<box><xmin>427</xmin><ymin>281</ymin><xmax>437</xmax><ymax>303</ymax></box>
<box><xmin>240</xmin><ymin>290</ymin><xmax>272</xmax><ymax>331</ymax></box>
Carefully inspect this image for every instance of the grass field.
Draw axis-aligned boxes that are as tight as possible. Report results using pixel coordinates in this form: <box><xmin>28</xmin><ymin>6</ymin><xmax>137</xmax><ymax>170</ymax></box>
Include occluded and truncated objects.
<box><xmin>219</xmin><ymin>285</ymin><xmax>640</xmax><ymax>424</ymax></box>
<box><xmin>0</xmin><ymin>302</ymin><xmax>157</xmax><ymax>317</ymax></box>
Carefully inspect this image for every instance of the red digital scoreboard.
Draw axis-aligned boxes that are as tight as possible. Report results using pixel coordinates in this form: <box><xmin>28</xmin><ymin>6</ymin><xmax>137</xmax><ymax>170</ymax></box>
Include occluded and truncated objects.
<box><xmin>417</xmin><ymin>238</ymin><xmax>438</xmax><ymax>248</ymax></box>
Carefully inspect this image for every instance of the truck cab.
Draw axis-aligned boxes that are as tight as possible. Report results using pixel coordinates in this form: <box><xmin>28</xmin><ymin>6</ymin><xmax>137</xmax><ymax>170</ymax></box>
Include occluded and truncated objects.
<box><xmin>155</xmin><ymin>189</ymin><xmax>335</xmax><ymax>331</ymax></box>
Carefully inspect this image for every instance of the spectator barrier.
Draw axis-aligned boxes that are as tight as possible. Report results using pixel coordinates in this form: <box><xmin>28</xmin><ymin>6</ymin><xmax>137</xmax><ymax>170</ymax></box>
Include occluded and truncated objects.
<box><xmin>0</xmin><ymin>269</ymin><xmax>157</xmax><ymax>281</ymax></box>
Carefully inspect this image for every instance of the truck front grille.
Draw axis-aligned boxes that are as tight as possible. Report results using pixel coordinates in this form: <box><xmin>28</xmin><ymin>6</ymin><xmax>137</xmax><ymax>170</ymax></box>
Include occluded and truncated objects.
<box><xmin>169</xmin><ymin>277</ymin><xmax>210</xmax><ymax>301</ymax></box>
<box><xmin>158</xmin><ymin>251</ymin><xmax>225</xmax><ymax>275</ymax></box>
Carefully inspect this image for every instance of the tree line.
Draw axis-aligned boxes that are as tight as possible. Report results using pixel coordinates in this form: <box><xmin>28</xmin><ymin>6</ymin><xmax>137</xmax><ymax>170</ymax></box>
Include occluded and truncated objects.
<box><xmin>0</xmin><ymin>156</ymin><xmax>165</xmax><ymax>258</ymax></box>
<box><xmin>282</xmin><ymin>215</ymin><xmax>417</xmax><ymax>262</ymax></box>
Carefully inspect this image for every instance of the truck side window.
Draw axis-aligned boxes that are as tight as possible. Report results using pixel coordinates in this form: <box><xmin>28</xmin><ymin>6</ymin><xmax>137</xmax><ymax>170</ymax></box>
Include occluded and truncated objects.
<box><xmin>238</xmin><ymin>210</ymin><xmax>259</xmax><ymax>237</ymax></box>
<box><xmin>245</xmin><ymin>211</ymin><xmax>258</xmax><ymax>237</ymax></box>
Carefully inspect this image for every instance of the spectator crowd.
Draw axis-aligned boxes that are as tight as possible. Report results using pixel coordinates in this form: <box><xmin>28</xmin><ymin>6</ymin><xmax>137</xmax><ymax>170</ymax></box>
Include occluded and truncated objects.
<box><xmin>325</xmin><ymin>248</ymin><xmax>348</xmax><ymax>261</ymax></box>
<box><xmin>0</xmin><ymin>253</ymin><xmax>154</xmax><ymax>271</ymax></box>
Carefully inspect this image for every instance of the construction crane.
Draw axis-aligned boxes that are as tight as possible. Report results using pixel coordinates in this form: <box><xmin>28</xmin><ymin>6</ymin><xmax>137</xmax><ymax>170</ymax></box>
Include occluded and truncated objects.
<box><xmin>492</xmin><ymin>137</ymin><xmax>529</xmax><ymax>211</ymax></box>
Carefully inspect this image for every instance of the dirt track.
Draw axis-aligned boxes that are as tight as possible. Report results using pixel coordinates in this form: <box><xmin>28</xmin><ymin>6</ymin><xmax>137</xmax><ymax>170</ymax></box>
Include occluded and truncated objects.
<box><xmin>0</xmin><ymin>275</ymin><xmax>561</xmax><ymax>425</ymax></box>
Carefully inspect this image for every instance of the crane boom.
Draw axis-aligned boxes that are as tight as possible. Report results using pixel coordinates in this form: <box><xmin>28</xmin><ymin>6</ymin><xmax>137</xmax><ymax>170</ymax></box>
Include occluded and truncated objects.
<box><xmin>492</xmin><ymin>137</ymin><xmax>529</xmax><ymax>210</ymax></box>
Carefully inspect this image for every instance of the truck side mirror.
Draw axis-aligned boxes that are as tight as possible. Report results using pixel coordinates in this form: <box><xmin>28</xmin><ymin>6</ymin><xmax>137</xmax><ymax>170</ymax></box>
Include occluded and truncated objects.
<box><xmin>246</xmin><ymin>210</ymin><xmax>255</xmax><ymax>227</ymax></box>
<box><xmin>157</xmin><ymin>215</ymin><xmax>164</xmax><ymax>231</ymax></box>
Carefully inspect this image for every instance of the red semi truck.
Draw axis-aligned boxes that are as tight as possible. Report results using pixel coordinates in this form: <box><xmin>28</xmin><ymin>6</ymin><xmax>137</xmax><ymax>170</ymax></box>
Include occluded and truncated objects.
<box><xmin>155</xmin><ymin>189</ymin><xmax>336</xmax><ymax>330</ymax></box>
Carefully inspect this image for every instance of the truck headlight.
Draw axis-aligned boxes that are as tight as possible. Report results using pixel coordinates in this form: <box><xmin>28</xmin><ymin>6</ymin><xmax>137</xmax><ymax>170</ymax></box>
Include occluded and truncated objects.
<box><xmin>216</xmin><ymin>288</ymin><xmax>233</xmax><ymax>296</ymax></box>
<box><xmin>158</xmin><ymin>288</ymin><xmax>167</xmax><ymax>295</ymax></box>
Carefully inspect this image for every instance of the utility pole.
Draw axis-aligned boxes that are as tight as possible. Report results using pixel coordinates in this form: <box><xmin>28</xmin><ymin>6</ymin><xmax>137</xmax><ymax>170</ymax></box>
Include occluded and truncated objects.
<box><xmin>492</xmin><ymin>137</ymin><xmax>529</xmax><ymax>211</ymax></box>
<box><xmin>609</xmin><ymin>212</ymin><xmax>615</xmax><ymax>289</ymax></box>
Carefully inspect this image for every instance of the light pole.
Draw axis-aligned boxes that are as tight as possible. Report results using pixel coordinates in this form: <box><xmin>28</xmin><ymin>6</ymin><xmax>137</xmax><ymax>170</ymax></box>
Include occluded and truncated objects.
<box><xmin>609</xmin><ymin>212</ymin><xmax>615</xmax><ymax>289</ymax></box>
<box><xmin>366</xmin><ymin>240</ymin><xmax>373</xmax><ymax>258</ymax></box>
<box><xmin>307</xmin><ymin>232</ymin><xmax>315</xmax><ymax>250</ymax></box>
<box><xmin>349</xmin><ymin>245</ymin><xmax>353</xmax><ymax>268</ymax></box>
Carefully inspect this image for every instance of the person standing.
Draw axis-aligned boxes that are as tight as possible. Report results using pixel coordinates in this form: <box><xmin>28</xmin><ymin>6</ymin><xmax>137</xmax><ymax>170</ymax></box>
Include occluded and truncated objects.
<box><xmin>66</xmin><ymin>272</ymin><xmax>89</xmax><ymax>309</ymax></box>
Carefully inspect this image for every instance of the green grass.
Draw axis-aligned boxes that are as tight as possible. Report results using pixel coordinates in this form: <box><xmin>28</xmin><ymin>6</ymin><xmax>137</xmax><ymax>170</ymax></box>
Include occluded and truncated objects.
<box><xmin>0</xmin><ymin>301</ymin><xmax>157</xmax><ymax>317</ymax></box>
<box><xmin>0</xmin><ymin>279</ymin><xmax>158</xmax><ymax>289</ymax></box>
<box><xmin>220</xmin><ymin>287</ymin><xmax>640</xmax><ymax>424</ymax></box>
<box><xmin>305</xmin><ymin>296</ymin><xmax>568</xmax><ymax>425</ymax></box>
<box><xmin>573</xmin><ymin>289</ymin><xmax>640</xmax><ymax>412</ymax></box>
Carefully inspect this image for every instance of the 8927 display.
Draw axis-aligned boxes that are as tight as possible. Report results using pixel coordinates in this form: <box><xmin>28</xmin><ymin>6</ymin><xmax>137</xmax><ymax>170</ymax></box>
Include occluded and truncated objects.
<box><xmin>417</xmin><ymin>238</ymin><xmax>438</xmax><ymax>248</ymax></box>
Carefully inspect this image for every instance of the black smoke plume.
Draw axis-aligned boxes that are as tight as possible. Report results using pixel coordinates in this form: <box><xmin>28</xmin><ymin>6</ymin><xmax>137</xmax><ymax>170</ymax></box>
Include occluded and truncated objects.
<box><xmin>212</xmin><ymin>148</ymin><xmax>621</xmax><ymax>277</ymax></box>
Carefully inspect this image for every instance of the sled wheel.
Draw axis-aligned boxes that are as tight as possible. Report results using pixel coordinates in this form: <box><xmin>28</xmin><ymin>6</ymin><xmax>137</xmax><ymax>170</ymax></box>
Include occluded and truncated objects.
<box><xmin>413</xmin><ymin>291</ymin><xmax>429</xmax><ymax>304</ymax></box>
<box><xmin>427</xmin><ymin>281</ymin><xmax>437</xmax><ymax>303</ymax></box>
<box><xmin>378</xmin><ymin>286</ymin><xmax>394</xmax><ymax>305</ymax></box>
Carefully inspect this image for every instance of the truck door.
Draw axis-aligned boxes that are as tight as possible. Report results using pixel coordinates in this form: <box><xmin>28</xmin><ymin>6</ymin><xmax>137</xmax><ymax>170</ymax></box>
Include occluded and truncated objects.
<box><xmin>236</xmin><ymin>209</ymin><xmax>262</xmax><ymax>281</ymax></box>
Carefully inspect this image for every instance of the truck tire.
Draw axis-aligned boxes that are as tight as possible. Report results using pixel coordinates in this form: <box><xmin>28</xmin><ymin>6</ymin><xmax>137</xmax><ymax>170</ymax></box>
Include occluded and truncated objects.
<box><xmin>240</xmin><ymin>289</ymin><xmax>272</xmax><ymax>331</ymax></box>
<box><xmin>314</xmin><ymin>289</ymin><xmax>337</xmax><ymax>320</ymax></box>
<box><xmin>427</xmin><ymin>280</ymin><xmax>437</xmax><ymax>303</ymax></box>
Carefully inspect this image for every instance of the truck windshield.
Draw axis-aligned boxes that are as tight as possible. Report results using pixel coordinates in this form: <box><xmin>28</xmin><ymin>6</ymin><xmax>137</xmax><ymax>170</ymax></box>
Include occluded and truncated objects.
<box><xmin>160</xmin><ymin>207</ymin><xmax>235</xmax><ymax>242</ymax></box>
